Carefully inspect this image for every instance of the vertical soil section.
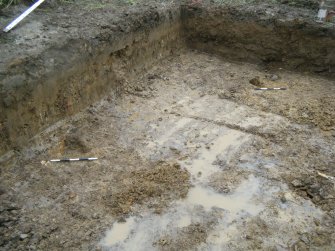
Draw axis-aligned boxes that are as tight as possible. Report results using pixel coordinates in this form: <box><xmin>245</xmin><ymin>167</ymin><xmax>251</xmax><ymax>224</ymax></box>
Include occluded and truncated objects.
<box><xmin>1</xmin><ymin>2</ymin><xmax>335</xmax><ymax>156</ymax></box>
<box><xmin>0</xmin><ymin>6</ymin><xmax>182</xmax><ymax>155</ymax></box>
<box><xmin>181</xmin><ymin>4</ymin><xmax>335</xmax><ymax>77</ymax></box>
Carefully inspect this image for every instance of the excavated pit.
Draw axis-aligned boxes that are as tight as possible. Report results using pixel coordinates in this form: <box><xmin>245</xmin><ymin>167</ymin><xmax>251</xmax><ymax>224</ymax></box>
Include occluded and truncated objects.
<box><xmin>1</xmin><ymin>2</ymin><xmax>335</xmax><ymax>251</ymax></box>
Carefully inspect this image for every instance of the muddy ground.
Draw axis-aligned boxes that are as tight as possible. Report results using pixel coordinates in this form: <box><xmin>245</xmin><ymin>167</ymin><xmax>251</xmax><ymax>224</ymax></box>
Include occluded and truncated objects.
<box><xmin>1</xmin><ymin>49</ymin><xmax>335</xmax><ymax>250</ymax></box>
<box><xmin>1</xmin><ymin>0</ymin><xmax>335</xmax><ymax>251</ymax></box>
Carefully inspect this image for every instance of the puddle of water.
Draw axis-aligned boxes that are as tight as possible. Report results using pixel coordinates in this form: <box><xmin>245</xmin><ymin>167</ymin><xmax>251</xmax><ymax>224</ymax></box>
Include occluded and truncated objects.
<box><xmin>99</xmin><ymin>64</ymin><xmax>330</xmax><ymax>251</ymax></box>
<box><xmin>187</xmin><ymin>175</ymin><xmax>262</xmax><ymax>215</ymax></box>
<box><xmin>101</xmin><ymin>211</ymin><xmax>173</xmax><ymax>251</ymax></box>
<box><xmin>101</xmin><ymin>175</ymin><xmax>264</xmax><ymax>251</ymax></box>
<box><xmin>101</xmin><ymin>103</ymin><xmax>324</xmax><ymax>250</ymax></box>
<box><xmin>102</xmin><ymin>125</ymin><xmax>257</xmax><ymax>250</ymax></box>
<box><xmin>176</xmin><ymin>215</ymin><xmax>192</xmax><ymax>228</ymax></box>
<box><xmin>101</xmin><ymin>116</ymin><xmax>324</xmax><ymax>251</ymax></box>
<box><xmin>204</xmin><ymin>186</ymin><xmax>324</xmax><ymax>250</ymax></box>
<box><xmin>183</xmin><ymin>129</ymin><xmax>248</xmax><ymax>181</ymax></box>
<box><xmin>102</xmin><ymin>217</ymin><xmax>135</xmax><ymax>246</ymax></box>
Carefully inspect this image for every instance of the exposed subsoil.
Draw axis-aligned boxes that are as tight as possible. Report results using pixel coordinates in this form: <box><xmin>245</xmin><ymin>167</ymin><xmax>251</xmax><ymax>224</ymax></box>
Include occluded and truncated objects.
<box><xmin>0</xmin><ymin>1</ymin><xmax>335</xmax><ymax>251</ymax></box>
<box><xmin>1</xmin><ymin>49</ymin><xmax>335</xmax><ymax>250</ymax></box>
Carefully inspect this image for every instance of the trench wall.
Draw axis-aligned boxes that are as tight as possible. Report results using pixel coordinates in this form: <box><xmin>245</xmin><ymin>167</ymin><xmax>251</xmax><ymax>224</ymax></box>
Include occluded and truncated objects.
<box><xmin>0</xmin><ymin>7</ymin><xmax>182</xmax><ymax>155</ymax></box>
<box><xmin>181</xmin><ymin>5</ymin><xmax>335</xmax><ymax>76</ymax></box>
<box><xmin>1</xmin><ymin>4</ymin><xmax>335</xmax><ymax>155</ymax></box>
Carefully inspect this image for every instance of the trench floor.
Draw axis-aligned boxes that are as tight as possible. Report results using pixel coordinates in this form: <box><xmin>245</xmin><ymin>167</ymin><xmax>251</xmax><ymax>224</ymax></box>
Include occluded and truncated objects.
<box><xmin>1</xmin><ymin>49</ymin><xmax>335</xmax><ymax>250</ymax></box>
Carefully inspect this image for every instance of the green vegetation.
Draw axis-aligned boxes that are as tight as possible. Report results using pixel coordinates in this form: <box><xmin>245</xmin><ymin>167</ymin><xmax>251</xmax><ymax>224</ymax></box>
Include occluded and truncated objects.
<box><xmin>0</xmin><ymin>0</ymin><xmax>20</xmax><ymax>9</ymax></box>
<box><xmin>0</xmin><ymin>0</ymin><xmax>320</xmax><ymax>10</ymax></box>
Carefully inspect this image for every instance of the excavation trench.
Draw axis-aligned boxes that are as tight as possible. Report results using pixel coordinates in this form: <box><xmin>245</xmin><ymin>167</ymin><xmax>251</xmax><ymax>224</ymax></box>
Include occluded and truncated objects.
<box><xmin>1</xmin><ymin>4</ymin><xmax>335</xmax><ymax>154</ymax></box>
<box><xmin>1</xmin><ymin>3</ymin><xmax>335</xmax><ymax>251</ymax></box>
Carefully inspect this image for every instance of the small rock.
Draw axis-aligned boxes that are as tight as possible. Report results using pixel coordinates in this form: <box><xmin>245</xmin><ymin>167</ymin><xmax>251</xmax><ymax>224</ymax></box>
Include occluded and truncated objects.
<box><xmin>246</xmin><ymin>235</ymin><xmax>252</xmax><ymax>240</ymax></box>
<box><xmin>291</xmin><ymin>179</ymin><xmax>303</xmax><ymax>187</ymax></box>
<box><xmin>68</xmin><ymin>192</ymin><xmax>77</xmax><ymax>199</ymax></box>
<box><xmin>300</xmin><ymin>234</ymin><xmax>309</xmax><ymax>244</ymax></box>
<box><xmin>158</xmin><ymin>238</ymin><xmax>168</xmax><ymax>246</ymax></box>
<box><xmin>134</xmin><ymin>86</ymin><xmax>144</xmax><ymax>92</ymax></box>
<box><xmin>309</xmin><ymin>183</ymin><xmax>320</xmax><ymax>194</ymax></box>
<box><xmin>280</xmin><ymin>195</ymin><xmax>287</xmax><ymax>203</ymax></box>
<box><xmin>21</xmin><ymin>225</ymin><xmax>32</xmax><ymax>234</ymax></box>
<box><xmin>154</xmin><ymin>207</ymin><xmax>163</xmax><ymax>214</ymax></box>
<box><xmin>92</xmin><ymin>213</ymin><xmax>100</xmax><ymax>220</ymax></box>
<box><xmin>117</xmin><ymin>217</ymin><xmax>126</xmax><ymax>223</ymax></box>
<box><xmin>20</xmin><ymin>234</ymin><xmax>29</xmax><ymax>240</ymax></box>
<box><xmin>148</xmin><ymin>74</ymin><xmax>159</xmax><ymax>80</ymax></box>
<box><xmin>86</xmin><ymin>230</ymin><xmax>93</xmax><ymax>237</ymax></box>
<box><xmin>270</xmin><ymin>74</ymin><xmax>280</xmax><ymax>81</ymax></box>
<box><xmin>314</xmin><ymin>218</ymin><xmax>320</xmax><ymax>226</ymax></box>
<box><xmin>173</xmin><ymin>163</ymin><xmax>181</xmax><ymax>168</ymax></box>
<box><xmin>218</xmin><ymin>91</ymin><xmax>226</xmax><ymax>99</ymax></box>
<box><xmin>229</xmin><ymin>87</ymin><xmax>237</xmax><ymax>93</ymax></box>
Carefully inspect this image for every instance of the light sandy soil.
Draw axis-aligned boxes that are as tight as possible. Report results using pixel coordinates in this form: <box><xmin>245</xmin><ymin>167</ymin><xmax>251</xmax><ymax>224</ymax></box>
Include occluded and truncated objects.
<box><xmin>1</xmin><ymin>49</ymin><xmax>334</xmax><ymax>250</ymax></box>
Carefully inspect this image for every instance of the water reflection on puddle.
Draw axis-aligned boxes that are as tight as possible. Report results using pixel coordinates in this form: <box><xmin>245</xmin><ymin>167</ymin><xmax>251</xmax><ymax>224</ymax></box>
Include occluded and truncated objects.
<box><xmin>101</xmin><ymin>125</ymin><xmax>261</xmax><ymax>250</ymax></box>
<box><xmin>101</xmin><ymin>174</ymin><xmax>264</xmax><ymax>250</ymax></box>
<box><xmin>185</xmin><ymin>130</ymin><xmax>248</xmax><ymax>181</ymax></box>
<box><xmin>104</xmin><ymin>217</ymin><xmax>135</xmax><ymax>246</ymax></box>
<box><xmin>187</xmin><ymin>176</ymin><xmax>262</xmax><ymax>214</ymax></box>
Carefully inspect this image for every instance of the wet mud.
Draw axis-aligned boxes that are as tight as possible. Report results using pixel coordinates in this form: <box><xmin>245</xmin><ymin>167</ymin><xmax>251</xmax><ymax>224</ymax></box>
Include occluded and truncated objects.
<box><xmin>1</xmin><ymin>1</ymin><xmax>335</xmax><ymax>250</ymax></box>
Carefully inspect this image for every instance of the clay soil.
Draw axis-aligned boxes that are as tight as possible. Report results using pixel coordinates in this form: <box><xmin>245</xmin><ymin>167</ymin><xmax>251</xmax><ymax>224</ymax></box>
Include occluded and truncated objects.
<box><xmin>0</xmin><ymin>1</ymin><xmax>335</xmax><ymax>251</ymax></box>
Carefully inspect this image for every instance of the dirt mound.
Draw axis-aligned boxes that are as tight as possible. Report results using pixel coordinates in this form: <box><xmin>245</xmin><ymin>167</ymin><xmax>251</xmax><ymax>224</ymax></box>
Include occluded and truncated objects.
<box><xmin>105</xmin><ymin>162</ymin><xmax>191</xmax><ymax>216</ymax></box>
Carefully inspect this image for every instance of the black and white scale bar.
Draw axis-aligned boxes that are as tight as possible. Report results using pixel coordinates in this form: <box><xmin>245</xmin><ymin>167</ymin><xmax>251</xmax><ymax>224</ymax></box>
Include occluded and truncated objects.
<box><xmin>254</xmin><ymin>87</ymin><xmax>287</xmax><ymax>90</ymax></box>
<box><xmin>50</xmin><ymin>157</ymin><xmax>98</xmax><ymax>162</ymax></box>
